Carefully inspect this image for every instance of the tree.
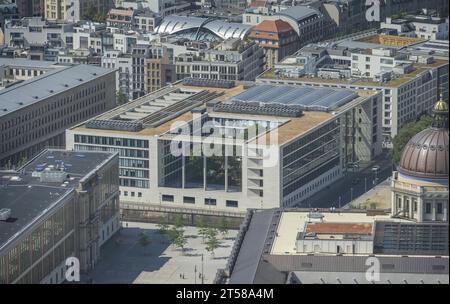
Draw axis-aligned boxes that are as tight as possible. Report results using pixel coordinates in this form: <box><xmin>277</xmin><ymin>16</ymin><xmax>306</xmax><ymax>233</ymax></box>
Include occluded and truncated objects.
<box><xmin>197</xmin><ymin>217</ymin><xmax>209</xmax><ymax>243</ymax></box>
<box><xmin>174</xmin><ymin>214</ymin><xmax>185</xmax><ymax>229</ymax></box>
<box><xmin>173</xmin><ymin>230</ymin><xmax>188</xmax><ymax>253</ymax></box>
<box><xmin>138</xmin><ymin>232</ymin><xmax>151</xmax><ymax>255</ymax></box>
<box><xmin>156</xmin><ymin>223</ymin><xmax>169</xmax><ymax>234</ymax></box>
<box><xmin>389</xmin><ymin>115</ymin><xmax>433</xmax><ymax>164</ymax></box>
<box><xmin>205</xmin><ymin>228</ymin><xmax>220</xmax><ymax>258</ymax></box>
<box><xmin>116</xmin><ymin>90</ymin><xmax>128</xmax><ymax>105</ymax></box>
<box><xmin>217</xmin><ymin>217</ymin><xmax>228</xmax><ymax>238</ymax></box>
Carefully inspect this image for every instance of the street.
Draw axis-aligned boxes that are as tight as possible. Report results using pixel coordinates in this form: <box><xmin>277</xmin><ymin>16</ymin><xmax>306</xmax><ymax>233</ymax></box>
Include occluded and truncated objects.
<box><xmin>295</xmin><ymin>152</ymin><xmax>394</xmax><ymax>209</ymax></box>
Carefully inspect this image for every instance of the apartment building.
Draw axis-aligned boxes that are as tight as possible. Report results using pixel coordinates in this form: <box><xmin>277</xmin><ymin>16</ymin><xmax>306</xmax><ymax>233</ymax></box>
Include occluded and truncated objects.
<box><xmin>248</xmin><ymin>19</ymin><xmax>300</xmax><ymax>70</ymax></box>
<box><xmin>0</xmin><ymin>149</ymin><xmax>120</xmax><ymax>284</ymax></box>
<box><xmin>4</xmin><ymin>17</ymin><xmax>74</xmax><ymax>49</ymax></box>
<box><xmin>66</xmin><ymin>80</ymin><xmax>381</xmax><ymax>213</ymax></box>
<box><xmin>131</xmin><ymin>44</ymin><xmax>175</xmax><ymax>98</ymax></box>
<box><xmin>0</xmin><ymin>62</ymin><xmax>116</xmax><ymax>167</ymax></box>
<box><xmin>381</xmin><ymin>15</ymin><xmax>449</xmax><ymax>41</ymax></box>
<box><xmin>101</xmin><ymin>50</ymin><xmax>133</xmax><ymax>100</ymax></box>
<box><xmin>175</xmin><ymin>39</ymin><xmax>264</xmax><ymax>82</ymax></box>
<box><xmin>134</xmin><ymin>10</ymin><xmax>161</xmax><ymax>33</ymax></box>
<box><xmin>44</xmin><ymin>0</ymin><xmax>113</xmax><ymax>22</ymax></box>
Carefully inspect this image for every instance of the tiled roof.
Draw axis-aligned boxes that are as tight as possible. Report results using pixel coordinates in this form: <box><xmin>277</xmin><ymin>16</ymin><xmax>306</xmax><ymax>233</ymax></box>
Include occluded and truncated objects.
<box><xmin>248</xmin><ymin>20</ymin><xmax>295</xmax><ymax>41</ymax></box>
<box><xmin>306</xmin><ymin>223</ymin><xmax>373</xmax><ymax>235</ymax></box>
<box><xmin>249</xmin><ymin>0</ymin><xmax>268</xmax><ymax>8</ymax></box>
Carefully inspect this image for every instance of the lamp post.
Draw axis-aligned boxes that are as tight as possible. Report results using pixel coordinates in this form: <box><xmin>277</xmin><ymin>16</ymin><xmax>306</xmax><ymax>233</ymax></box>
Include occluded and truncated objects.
<box><xmin>201</xmin><ymin>253</ymin><xmax>204</xmax><ymax>284</ymax></box>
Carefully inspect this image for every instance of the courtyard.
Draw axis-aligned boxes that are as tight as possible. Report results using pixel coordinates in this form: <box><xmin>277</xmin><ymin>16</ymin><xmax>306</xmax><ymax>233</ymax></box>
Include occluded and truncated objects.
<box><xmin>84</xmin><ymin>222</ymin><xmax>238</xmax><ymax>284</ymax></box>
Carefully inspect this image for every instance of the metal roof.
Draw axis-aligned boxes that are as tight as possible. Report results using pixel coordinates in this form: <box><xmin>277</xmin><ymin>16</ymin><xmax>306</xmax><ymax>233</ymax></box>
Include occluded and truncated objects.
<box><xmin>0</xmin><ymin>64</ymin><xmax>114</xmax><ymax>118</ymax></box>
<box><xmin>277</xmin><ymin>6</ymin><xmax>320</xmax><ymax>22</ymax></box>
<box><xmin>155</xmin><ymin>15</ymin><xmax>252</xmax><ymax>40</ymax></box>
<box><xmin>229</xmin><ymin>85</ymin><xmax>358</xmax><ymax>112</ymax></box>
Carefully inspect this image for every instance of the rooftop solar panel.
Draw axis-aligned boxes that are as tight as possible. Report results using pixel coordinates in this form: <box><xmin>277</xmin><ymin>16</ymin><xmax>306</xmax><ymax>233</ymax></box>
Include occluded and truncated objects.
<box><xmin>232</xmin><ymin>85</ymin><xmax>274</xmax><ymax>101</ymax></box>
<box><xmin>226</xmin><ymin>85</ymin><xmax>358</xmax><ymax>113</ymax></box>
<box><xmin>272</xmin><ymin>86</ymin><xmax>315</xmax><ymax>105</ymax></box>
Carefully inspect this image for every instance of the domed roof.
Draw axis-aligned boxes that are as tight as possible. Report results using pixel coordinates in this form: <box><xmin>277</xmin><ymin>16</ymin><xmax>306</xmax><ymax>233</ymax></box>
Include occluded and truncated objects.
<box><xmin>398</xmin><ymin>97</ymin><xmax>449</xmax><ymax>180</ymax></box>
<box><xmin>398</xmin><ymin>128</ymin><xmax>449</xmax><ymax>180</ymax></box>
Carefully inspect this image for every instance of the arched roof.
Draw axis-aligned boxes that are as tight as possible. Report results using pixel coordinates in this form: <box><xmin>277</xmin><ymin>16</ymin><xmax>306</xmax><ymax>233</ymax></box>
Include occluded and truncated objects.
<box><xmin>155</xmin><ymin>16</ymin><xmax>253</xmax><ymax>40</ymax></box>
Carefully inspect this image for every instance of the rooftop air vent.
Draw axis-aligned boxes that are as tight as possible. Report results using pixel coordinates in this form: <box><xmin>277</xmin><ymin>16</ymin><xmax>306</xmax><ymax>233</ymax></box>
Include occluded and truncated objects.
<box><xmin>34</xmin><ymin>96</ymin><xmax>39</xmax><ymax>99</ymax></box>
<box><xmin>0</xmin><ymin>208</ymin><xmax>11</xmax><ymax>221</ymax></box>
<box><xmin>2</xmin><ymin>109</ymin><xmax>7</xmax><ymax>111</ymax></box>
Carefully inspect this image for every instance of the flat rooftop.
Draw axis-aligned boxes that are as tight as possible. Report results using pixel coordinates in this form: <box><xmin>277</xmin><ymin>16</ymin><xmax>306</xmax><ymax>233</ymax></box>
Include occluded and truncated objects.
<box><xmin>73</xmin><ymin>83</ymin><xmax>372</xmax><ymax>146</ymax></box>
<box><xmin>0</xmin><ymin>58</ymin><xmax>63</xmax><ymax>69</ymax></box>
<box><xmin>71</xmin><ymin>83</ymin><xmax>246</xmax><ymax>136</ymax></box>
<box><xmin>271</xmin><ymin>210</ymin><xmax>410</xmax><ymax>255</ymax></box>
<box><xmin>0</xmin><ymin>64</ymin><xmax>114</xmax><ymax>118</ymax></box>
<box><xmin>0</xmin><ymin>149</ymin><xmax>115</xmax><ymax>252</ymax></box>
<box><xmin>260</xmin><ymin>58</ymin><xmax>448</xmax><ymax>88</ymax></box>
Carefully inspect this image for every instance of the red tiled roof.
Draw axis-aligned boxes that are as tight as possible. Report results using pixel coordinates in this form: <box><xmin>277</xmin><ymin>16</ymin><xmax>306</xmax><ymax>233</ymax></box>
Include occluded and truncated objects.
<box><xmin>248</xmin><ymin>20</ymin><xmax>295</xmax><ymax>41</ymax></box>
<box><xmin>305</xmin><ymin>223</ymin><xmax>373</xmax><ymax>235</ymax></box>
<box><xmin>253</xmin><ymin>19</ymin><xmax>293</xmax><ymax>33</ymax></box>
<box><xmin>249</xmin><ymin>0</ymin><xmax>268</xmax><ymax>8</ymax></box>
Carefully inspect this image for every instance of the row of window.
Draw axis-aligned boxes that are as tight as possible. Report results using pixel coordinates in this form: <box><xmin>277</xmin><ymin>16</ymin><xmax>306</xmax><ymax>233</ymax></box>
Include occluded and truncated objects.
<box><xmin>161</xmin><ymin>194</ymin><xmax>239</xmax><ymax>208</ymax></box>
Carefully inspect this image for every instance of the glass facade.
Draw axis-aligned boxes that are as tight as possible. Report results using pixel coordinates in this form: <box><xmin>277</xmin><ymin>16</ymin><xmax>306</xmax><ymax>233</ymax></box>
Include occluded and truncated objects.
<box><xmin>282</xmin><ymin>120</ymin><xmax>340</xmax><ymax>197</ymax></box>
<box><xmin>0</xmin><ymin>200</ymin><xmax>75</xmax><ymax>284</ymax></box>
<box><xmin>159</xmin><ymin>140</ymin><xmax>242</xmax><ymax>193</ymax></box>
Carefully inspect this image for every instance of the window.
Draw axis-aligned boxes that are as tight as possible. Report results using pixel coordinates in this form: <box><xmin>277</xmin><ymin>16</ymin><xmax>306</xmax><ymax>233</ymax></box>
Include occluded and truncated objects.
<box><xmin>204</xmin><ymin>198</ymin><xmax>217</xmax><ymax>206</ymax></box>
<box><xmin>437</xmin><ymin>203</ymin><xmax>442</xmax><ymax>214</ymax></box>
<box><xmin>226</xmin><ymin>200</ymin><xmax>238</xmax><ymax>208</ymax></box>
<box><xmin>162</xmin><ymin>194</ymin><xmax>174</xmax><ymax>202</ymax></box>
<box><xmin>425</xmin><ymin>203</ymin><xmax>431</xmax><ymax>214</ymax></box>
<box><xmin>183</xmin><ymin>196</ymin><xmax>195</xmax><ymax>204</ymax></box>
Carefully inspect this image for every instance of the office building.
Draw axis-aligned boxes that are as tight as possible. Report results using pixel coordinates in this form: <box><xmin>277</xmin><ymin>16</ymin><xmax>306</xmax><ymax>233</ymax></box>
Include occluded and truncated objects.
<box><xmin>0</xmin><ymin>62</ymin><xmax>116</xmax><ymax>167</ymax></box>
<box><xmin>66</xmin><ymin>80</ymin><xmax>382</xmax><ymax>213</ymax></box>
<box><xmin>257</xmin><ymin>36</ymin><xmax>449</xmax><ymax>147</ymax></box>
<box><xmin>0</xmin><ymin>149</ymin><xmax>120</xmax><ymax>284</ymax></box>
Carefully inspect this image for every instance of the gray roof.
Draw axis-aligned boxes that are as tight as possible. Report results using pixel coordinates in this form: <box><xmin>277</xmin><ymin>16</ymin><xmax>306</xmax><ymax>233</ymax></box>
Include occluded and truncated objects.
<box><xmin>230</xmin><ymin>84</ymin><xmax>359</xmax><ymax>111</ymax></box>
<box><xmin>229</xmin><ymin>209</ymin><xmax>276</xmax><ymax>284</ymax></box>
<box><xmin>277</xmin><ymin>6</ymin><xmax>320</xmax><ymax>22</ymax></box>
<box><xmin>0</xmin><ymin>149</ymin><xmax>116</xmax><ymax>253</ymax></box>
<box><xmin>0</xmin><ymin>58</ymin><xmax>62</xmax><ymax>69</ymax></box>
<box><xmin>155</xmin><ymin>15</ymin><xmax>252</xmax><ymax>40</ymax></box>
<box><xmin>0</xmin><ymin>64</ymin><xmax>114</xmax><ymax>118</ymax></box>
<box><xmin>291</xmin><ymin>271</ymin><xmax>449</xmax><ymax>284</ymax></box>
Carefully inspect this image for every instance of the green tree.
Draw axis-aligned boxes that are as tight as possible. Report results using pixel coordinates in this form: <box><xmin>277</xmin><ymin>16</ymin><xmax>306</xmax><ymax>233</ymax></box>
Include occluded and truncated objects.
<box><xmin>116</xmin><ymin>90</ymin><xmax>128</xmax><ymax>105</ymax></box>
<box><xmin>197</xmin><ymin>217</ymin><xmax>209</xmax><ymax>243</ymax></box>
<box><xmin>157</xmin><ymin>223</ymin><xmax>169</xmax><ymax>234</ymax></box>
<box><xmin>138</xmin><ymin>232</ymin><xmax>151</xmax><ymax>255</ymax></box>
<box><xmin>174</xmin><ymin>214</ymin><xmax>185</xmax><ymax>229</ymax></box>
<box><xmin>173</xmin><ymin>230</ymin><xmax>188</xmax><ymax>253</ymax></box>
<box><xmin>217</xmin><ymin>217</ymin><xmax>228</xmax><ymax>238</ymax></box>
<box><xmin>205</xmin><ymin>228</ymin><xmax>220</xmax><ymax>258</ymax></box>
<box><xmin>389</xmin><ymin>115</ymin><xmax>433</xmax><ymax>164</ymax></box>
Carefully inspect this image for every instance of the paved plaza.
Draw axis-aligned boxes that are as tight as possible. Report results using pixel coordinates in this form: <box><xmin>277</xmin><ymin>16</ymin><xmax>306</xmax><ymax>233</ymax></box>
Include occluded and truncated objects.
<box><xmin>85</xmin><ymin>222</ymin><xmax>237</xmax><ymax>284</ymax></box>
